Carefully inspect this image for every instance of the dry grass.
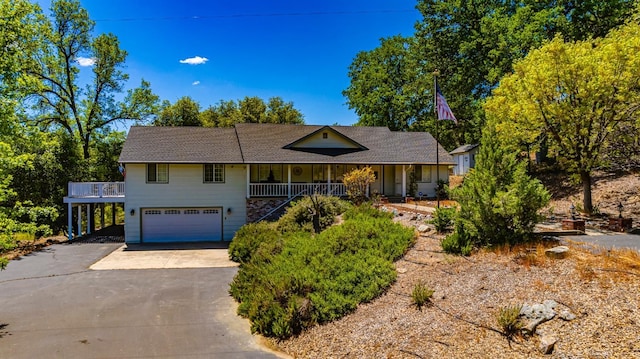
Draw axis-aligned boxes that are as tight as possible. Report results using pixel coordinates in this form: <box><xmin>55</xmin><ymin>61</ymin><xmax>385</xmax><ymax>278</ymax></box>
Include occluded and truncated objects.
<box><xmin>273</xmin><ymin>214</ymin><xmax>640</xmax><ymax>358</ymax></box>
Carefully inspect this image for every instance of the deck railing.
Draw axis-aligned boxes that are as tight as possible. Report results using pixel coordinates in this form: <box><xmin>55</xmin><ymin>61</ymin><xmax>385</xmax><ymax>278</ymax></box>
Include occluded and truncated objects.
<box><xmin>68</xmin><ymin>182</ymin><xmax>125</xmax><ymax>198</ymax></box>
<box><xmin>250</xmin><ymin>183</ymin><xmax>346</xmax><ymax>197</ymax></box>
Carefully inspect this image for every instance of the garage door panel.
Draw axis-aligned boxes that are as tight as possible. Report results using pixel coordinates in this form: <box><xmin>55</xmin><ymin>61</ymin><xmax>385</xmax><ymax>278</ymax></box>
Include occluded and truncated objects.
<box><xmin>142</xmin><ymin>208</ymin><xmax>222</xmax><ymax>243</ymax></box>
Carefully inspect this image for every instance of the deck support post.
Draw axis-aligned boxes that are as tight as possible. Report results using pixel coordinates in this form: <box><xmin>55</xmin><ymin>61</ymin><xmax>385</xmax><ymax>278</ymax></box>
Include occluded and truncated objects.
<box><xmin>100</xmin><ymin>203</ymin><xmax>105</xmax><ymax>229</ymax></box>
<box><xmin>77</xmin><ymin>205</ymin><xmax>82</xmax><ymax>238</ymax></box>
<box><xmin>68</xmin><ymin>202</ymin><xmax>73</xmax><ymax>241</ymax></box>
<box><xmin>111</xmin><ymin>203</ymin><xmax>116</xmax><ymax>225</ymax></box>
<box><xmin>86</xmin><ymin>204</ymin><xmax>91</xmax><ymax>234</ymax></box>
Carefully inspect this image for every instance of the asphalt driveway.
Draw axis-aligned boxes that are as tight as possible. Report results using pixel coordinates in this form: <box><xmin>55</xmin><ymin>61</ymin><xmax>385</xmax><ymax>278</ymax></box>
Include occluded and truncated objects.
<box><xmin>0</xmin><ymin>242</ymin><xmax>281</xmax><ymax>359</ymax></box>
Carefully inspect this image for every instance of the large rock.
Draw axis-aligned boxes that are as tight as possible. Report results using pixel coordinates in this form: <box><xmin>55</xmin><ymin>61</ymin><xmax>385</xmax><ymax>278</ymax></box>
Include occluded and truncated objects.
<box><xmin>545</xmin><ymin>246</ymin><xmax>569</xmax><ymax>259</ymax></box>
<box><xmin>539</xmin><ymin>335</ymin><xmax>557</xmax><ymax>355</ymax></box>
<box><xmin>521</xmin><ymin>300</ymin><xmax>557</xmax><ymax>334</ymax></box>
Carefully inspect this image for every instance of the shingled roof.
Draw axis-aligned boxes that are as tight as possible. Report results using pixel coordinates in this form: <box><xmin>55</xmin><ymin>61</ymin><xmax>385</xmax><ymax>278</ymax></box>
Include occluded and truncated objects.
<box><xmin>119</xmin><ymin>126</ymin><xmax>243</xmax><ymax>163</ymax></box>
<box><xmin>119</xmin><ymin>124</ymin><xmax>454</xmax><ymax>165</ymax></box>
<box><xmin>449</xmin><ymin>144</ymin><xmax>479</xmax><ymax>155</ymax></box>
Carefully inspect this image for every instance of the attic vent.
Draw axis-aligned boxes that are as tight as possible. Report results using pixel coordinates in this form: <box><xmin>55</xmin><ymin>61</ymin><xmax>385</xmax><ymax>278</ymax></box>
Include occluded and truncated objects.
<box><xmin>322</xmin><ymin>132</ymin><xmax>328</xmax><ymax>139</ymax></box>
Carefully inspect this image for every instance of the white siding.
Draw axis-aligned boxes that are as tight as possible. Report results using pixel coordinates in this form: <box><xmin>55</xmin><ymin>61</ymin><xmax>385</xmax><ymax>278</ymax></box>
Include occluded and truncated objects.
<box><xmin>124</xmin><ymin>164</ymin><xmax>247</xmax><ymax>243</ymax></box>
<box><xmin>415</xmin><ymin>165</ymin><xmax>449</xmax><ymax>197</ymax></box>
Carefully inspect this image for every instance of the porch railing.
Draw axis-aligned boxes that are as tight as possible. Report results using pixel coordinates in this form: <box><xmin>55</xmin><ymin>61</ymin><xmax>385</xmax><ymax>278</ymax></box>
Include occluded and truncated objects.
<box><xmin>68</xmin><ymin>182</ymin><xmax>125</xmax><ymax>198</ymax></box>
<box><xmin>250</xmin><ymin>183</ymin><xmax>346</xmax><ymax>197</ymax></box>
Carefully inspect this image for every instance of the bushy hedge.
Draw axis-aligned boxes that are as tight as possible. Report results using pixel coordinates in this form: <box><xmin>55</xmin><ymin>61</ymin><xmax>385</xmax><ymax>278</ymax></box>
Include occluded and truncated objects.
<box><xmin>228</xmin><ymin>221</ymin><xmax>282</xmax><ymax>263</ymax></box>
<box><xmin>229</xmin><ymin>203</ymin><xmax>415</xmax><ymax>339</ymax></box>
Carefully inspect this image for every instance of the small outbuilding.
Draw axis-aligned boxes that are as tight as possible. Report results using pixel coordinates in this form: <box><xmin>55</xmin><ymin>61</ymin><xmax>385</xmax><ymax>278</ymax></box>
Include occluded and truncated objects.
<box><xmin>450</xmin><ymin>144</ymin><xmax>479</xmax><ymax>175</ymax></box>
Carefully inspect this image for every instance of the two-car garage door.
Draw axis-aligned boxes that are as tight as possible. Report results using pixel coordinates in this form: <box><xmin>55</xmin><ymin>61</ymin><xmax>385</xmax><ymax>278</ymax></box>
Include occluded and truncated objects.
<box><xmin>141</xmin><ymin>207</ymin><xmax>222</xmax><ymax>242</ymax></box>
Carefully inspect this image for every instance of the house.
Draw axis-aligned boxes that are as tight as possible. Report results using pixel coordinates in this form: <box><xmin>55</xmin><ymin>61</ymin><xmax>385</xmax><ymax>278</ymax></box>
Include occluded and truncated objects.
<box><xmin>450</xmin><ymin>144</ymin><xmax>479</xmax><ymax>175</ymax></box>
<box><xmin>65</xmin><ymin>123</ymin><xmax>454</xmax><ymax>244</ymax></box>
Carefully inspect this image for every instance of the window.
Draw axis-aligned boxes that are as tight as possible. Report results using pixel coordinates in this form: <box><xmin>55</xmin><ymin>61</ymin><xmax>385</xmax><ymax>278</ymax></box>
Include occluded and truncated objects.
<box><xmin>322</xmin><ymin>132</ymin><xmax>328</xmax><ymax>139</ymax></box>
<box><xmin>147</xmin><ymin>164</ymin><xmax>168</xmax><ymax>183</ymax></box>
<box><xmin>414</xmin><ymin>165</ymin><xmax>422</xmax><ymax>182</ymax></box>
<box><xmin>204</xmin><ymin>164</ymin><xmax>225</xmax><ymax>183</ymax></box>
<box><xmin>414</xmin><ymin>165</ymin><xmax>432</xmax><ymax>183</ymax></box>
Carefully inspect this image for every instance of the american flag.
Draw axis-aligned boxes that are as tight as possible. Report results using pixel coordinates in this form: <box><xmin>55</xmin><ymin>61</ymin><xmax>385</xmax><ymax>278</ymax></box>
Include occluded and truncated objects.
<box><xmin>436</xmin><ymin>83</ymin><xmax>457</xmax><ymax>124</ymax></box>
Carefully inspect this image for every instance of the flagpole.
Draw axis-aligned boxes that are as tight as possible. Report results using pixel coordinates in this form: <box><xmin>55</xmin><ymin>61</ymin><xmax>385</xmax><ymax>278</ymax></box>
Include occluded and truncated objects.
<box><xmin>433</xmin><ymin>69</ymin><xmax>440</xmax><ymax>208</ymax></box>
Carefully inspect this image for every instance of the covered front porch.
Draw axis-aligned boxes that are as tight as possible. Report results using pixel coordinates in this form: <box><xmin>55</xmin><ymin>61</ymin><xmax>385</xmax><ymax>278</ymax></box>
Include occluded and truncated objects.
<box><xmin>63</xmin><ymin>182</ymin><xmax>125</xmax><ymax>240</ymax></box>
<box><xmin>246</xmin><ymin>163</ymin><xmax>446</xmax><ymax>199</ymax></box>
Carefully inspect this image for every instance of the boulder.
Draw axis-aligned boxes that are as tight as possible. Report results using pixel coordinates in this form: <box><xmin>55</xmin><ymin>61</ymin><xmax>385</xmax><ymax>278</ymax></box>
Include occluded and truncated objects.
<box><xmin>539</xmin><ymin>335</ymin><xmax>557</xmax><ymax>354</ymax></box>
<box><xmin>417</xmin><ymin>224</ymin><xmax>430</xmax><ymax>233</ymax></box>
<box><xmin>545</xmin><ymin>246</ymin><xmax>569</xmax><ymax>259</ymax></box>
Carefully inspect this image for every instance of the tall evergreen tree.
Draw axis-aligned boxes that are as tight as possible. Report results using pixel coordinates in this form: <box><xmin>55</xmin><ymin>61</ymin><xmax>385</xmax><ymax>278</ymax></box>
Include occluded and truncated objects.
<box><xmin>443</xmin><ymin>124</ymin><xmax>550</xmax><ymax>254</ymax></box>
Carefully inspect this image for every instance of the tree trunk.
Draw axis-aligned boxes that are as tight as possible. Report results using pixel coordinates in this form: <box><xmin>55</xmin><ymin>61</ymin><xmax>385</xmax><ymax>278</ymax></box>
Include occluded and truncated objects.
<box><xmin>580</xmin><ymin>170</ymin><xmax>593</xmax><ymax>214</ymax></box>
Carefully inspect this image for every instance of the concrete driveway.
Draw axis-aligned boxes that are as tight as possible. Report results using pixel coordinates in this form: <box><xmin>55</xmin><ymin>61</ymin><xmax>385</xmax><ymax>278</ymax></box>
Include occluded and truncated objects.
<box><xmin>0</xmin><ymin>242</ymin><xmax>282</xmax><ymax>359</ymax></box>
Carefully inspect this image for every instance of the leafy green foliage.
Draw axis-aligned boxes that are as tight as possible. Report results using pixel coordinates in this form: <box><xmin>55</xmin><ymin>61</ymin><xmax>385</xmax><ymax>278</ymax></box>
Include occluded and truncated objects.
<box><xmin>435</xmin><ymin>179</ymin><xmax>449</xmax><ymax>200</ymax></box>
<box><xmin>344</xmin><ymin>0</ymin><xmax>635</xmax><ymax>149</ymax></box>
<box><xmin>154</xmin><ymin>97</ymin><xmax>202</xmax><ymax>126</ymax></box>
<box><xmin>485</xmin><ymin>22</ymin><xmax>640</xmax><ymax>212</ymax></box>
<box><xmin>342</xmin><ymin>202</ymin><xmax>393</xmax><ymax>221</ymax></box>
<box><xmin>199</xmin><ymin>96</ymin><xmax>304</xmax><ymax>127</ymax></box>
<box><xmin>228</xmin><ymin>221</ymin><xmax>282</xmax><ymax>264</ymax></box>
<box><xmin>431</xmin><ymin>207</ymin><xmax>456</xmax><ymax>233</ymax></box>
<box><xmin>229</xmin><ymin>204</ymin><xmax>415</xmax><ymax>339</ymax></box>
<box><xmin>447</xmin><ymin>124</ymin><xmax>549</xmax><ymax>250</ymax></box>
<box><xmin>411</xmin><ymin>282</ymin><xmax>434</xmax><ymax>311</ymax></box>
<box><xmin>28</xmin><ymin>0</ymin><xmax>159</xmax><ymax>160</ymax></box>
<box><xmin>342</xmin><ymin>166</ymin><xmax>376</xmax><ymax>205</ymax></box>
<box><xmin>440</xmin><ymin>225</ymin><xmax>473</xmax><ymax>256</ymax></box>
<box><xmin>343</xmin><ymin>36</ymin><xmax>424</xmax><ymax>132</ymax></box>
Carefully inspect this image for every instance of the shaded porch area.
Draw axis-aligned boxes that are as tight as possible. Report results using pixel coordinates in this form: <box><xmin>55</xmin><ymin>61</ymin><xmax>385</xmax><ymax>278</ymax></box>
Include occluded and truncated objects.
<box><xmin>63</xmin><ymin>182</ymin><xmax>125</xmax><ymax>241</ymax></box>
<box><xmin>246</xmin><ymin>164</ymin><xmax>423</xmax><ymax>199</ymax></box>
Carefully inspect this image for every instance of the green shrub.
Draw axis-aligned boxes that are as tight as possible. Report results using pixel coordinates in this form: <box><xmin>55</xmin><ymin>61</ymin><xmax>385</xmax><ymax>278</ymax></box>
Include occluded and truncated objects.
<box><xmin>450</xmin><ymin>124</ymin><xmax>549</xmax><ymax>249</ymax></box>
<box><xmin>431</xmin><ymin>207</ymin><xmax>456</xmax><ymax>233</ymax></box>
<box><xmin>441</xmin><ymin>225</ymin><xmax>473</xmax><ymax>256</ymax></box>
<box><xmin>411</xmin><ymin>281</ymin><xmax>434</xmax><ymax>311</ymax></box>
<box><xmin>0</xmin><ymin>256</ymin><xmax>7</xmax><ymax>270</ymax></box>
<box><xmin>228</xmin><ymin>221</ymin><xmax>281</xmax><ymax>263</ymax></box>
<box><xmin>229</xmin><ymin>206</ymin><xmax>414</xmax><ymax>340</ymax></box>
<box><xmin>342</xmin><ymin>202</ymin><xmax>393</xmax><ymax>221</ymax></box>
<box><xmin>277</xmin><ymin>195</ymin><xmax>350</xmax><ymax>233</ymax></box>
<box><xmin>435</xmin><ymin>179</ymin><xmax>449</xmax><ymax>200</ymax></box>
<box><xmin>496</xmin><ymin>304</ymin><xmax>523</xmax><ymax>339</ymax></box>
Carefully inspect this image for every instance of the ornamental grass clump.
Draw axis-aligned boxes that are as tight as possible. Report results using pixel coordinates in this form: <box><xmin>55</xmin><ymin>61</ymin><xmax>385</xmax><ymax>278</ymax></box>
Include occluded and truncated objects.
<box><xmin>411</xmin><ymin>281</ymin><xmax>434</xmax><ymax>311</ymax></box>
<box><xmin>496</xmin><ymin>304</ymin><xmax>523</xmax><ymax>339</ymax></box>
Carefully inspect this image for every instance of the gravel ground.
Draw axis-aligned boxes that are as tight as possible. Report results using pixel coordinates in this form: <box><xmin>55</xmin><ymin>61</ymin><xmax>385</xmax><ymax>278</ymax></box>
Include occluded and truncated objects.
<box><xmin>273</xmin><ymin>212</ymin><xmax>640</xmax><ymax>358</ymax></box>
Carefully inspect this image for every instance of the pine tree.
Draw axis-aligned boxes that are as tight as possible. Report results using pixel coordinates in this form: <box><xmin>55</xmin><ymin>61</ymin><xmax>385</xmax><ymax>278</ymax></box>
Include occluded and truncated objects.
<box><xmin>443</xmin><ymin>124</ymin><xmax>550</xmax><ymax>253</ymax></box>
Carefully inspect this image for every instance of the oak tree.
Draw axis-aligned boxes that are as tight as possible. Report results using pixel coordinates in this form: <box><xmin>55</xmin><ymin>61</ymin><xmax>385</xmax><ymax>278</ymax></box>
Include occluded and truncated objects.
<box><xmin>484</xmin><ymin>23</ymin><xmax>640</xmax><ymax>213</ymax></box>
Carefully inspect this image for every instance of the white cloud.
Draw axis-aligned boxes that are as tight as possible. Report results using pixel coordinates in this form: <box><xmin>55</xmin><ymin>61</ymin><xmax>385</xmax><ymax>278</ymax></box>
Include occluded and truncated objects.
<box><xmin>76</xmin><ymin>57</ymin><xmax>97</xmax><ymax>66</ymax></box>
<box><xmin>179</xmin><ymin>56</ymin><xmax>209</xmax><ymax>65</ymax></box>
<box><xmin>192</xmin><ymin>81</ymin><xmax>200</xmax><ymax>86</ymax></box>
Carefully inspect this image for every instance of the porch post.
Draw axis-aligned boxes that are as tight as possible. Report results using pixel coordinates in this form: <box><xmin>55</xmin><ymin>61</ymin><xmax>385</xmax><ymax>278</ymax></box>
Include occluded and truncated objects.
<box><xmin>402</xmin><ymin>165</ymin><xmax>407</xmax><ymax>197</ymax></box>
<box><xmin>77</xmin><ymin>205</ymin><xmax>82</xmax><ymax>237</ymax></box>
<box><xmin>86</xmin><ymin>204</ymin><xmax>91</xmax><ymax>234</ymax></box>
<box><xmin>246</xmin><ymin>165</ymin><xmax>251</xmax><ymax>199</ymax></box>
<box><xmin>287</xmin><ymin>164</ymin><xmax>292</xmax><ymax>198</ymax></box>
<box><xmin>67</xmin><ymin>202</ymin><xmax>73</xmax><ymax>240</ymax></box>
<box><xmin>327</xmin><ymin>165</ymin><xmax>331</xmax><ymax>195</ymax></box>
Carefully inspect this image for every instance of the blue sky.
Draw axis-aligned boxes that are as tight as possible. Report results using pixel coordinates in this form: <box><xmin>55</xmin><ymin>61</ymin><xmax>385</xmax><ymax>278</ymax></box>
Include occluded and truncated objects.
<box><xmin>36</xmin><ymin>0</ymin><xmax>421</xmax><ymax>126</ymax></box>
